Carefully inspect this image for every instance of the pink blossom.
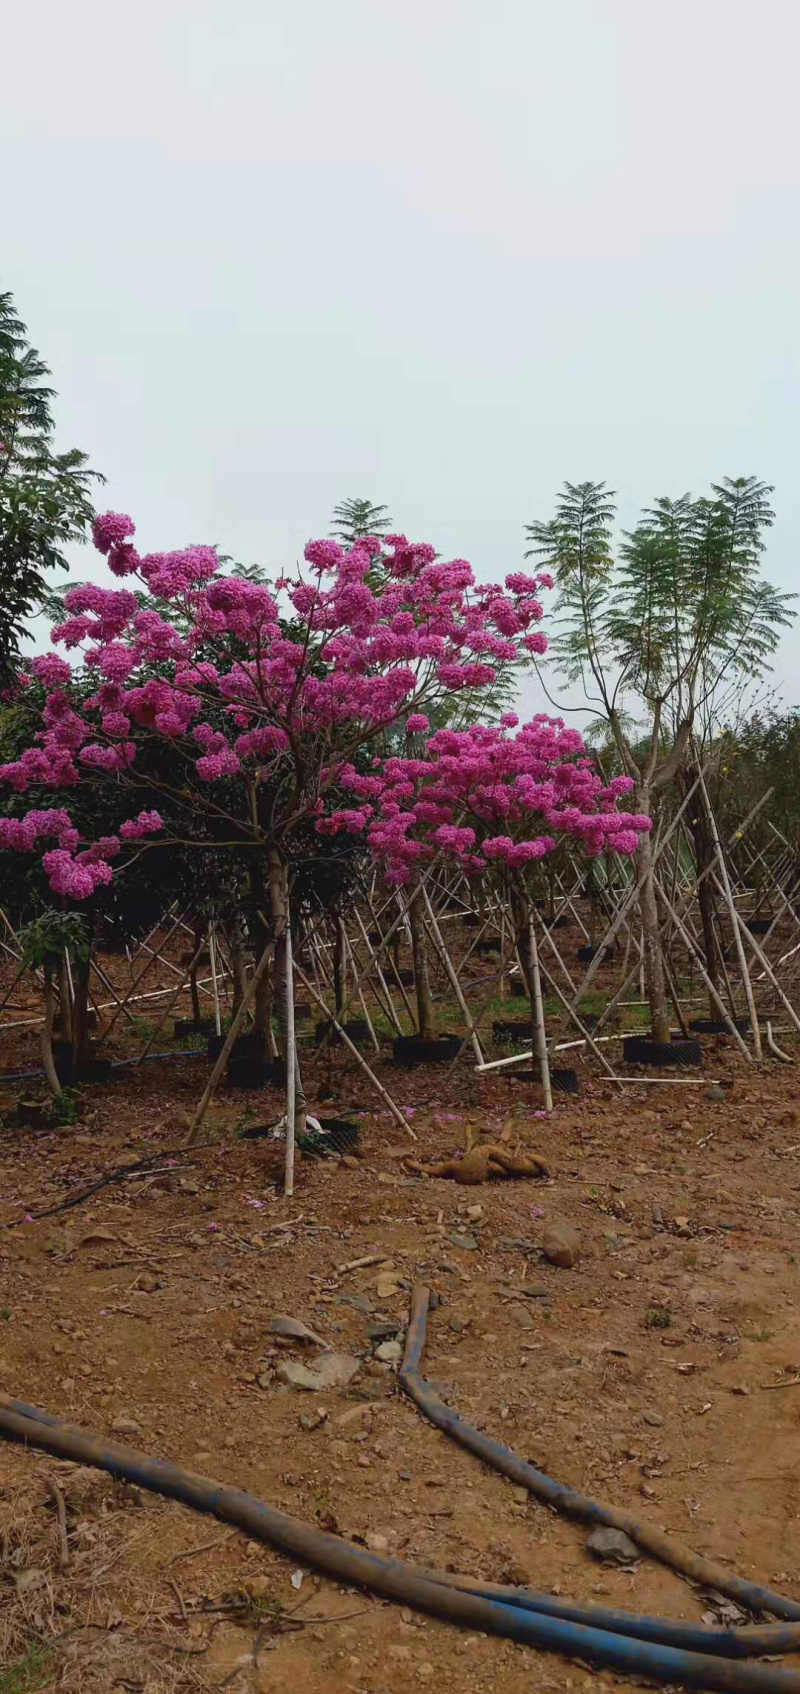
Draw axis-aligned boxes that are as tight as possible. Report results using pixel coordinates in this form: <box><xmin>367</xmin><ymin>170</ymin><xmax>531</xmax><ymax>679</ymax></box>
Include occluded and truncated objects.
<box><xmin>93</xmin><ymin>511</ymin><xmax>136</xmax><ymax>554</ymax></box>
<box><xmin>119</xmin><ymin>810</ymin><xmax>164</xmax><ymax>840</ymax></box>
<box><xmin>32</xmin><ymin>654</ymin><xmax>72</xmax><ymax>689</ymax></box>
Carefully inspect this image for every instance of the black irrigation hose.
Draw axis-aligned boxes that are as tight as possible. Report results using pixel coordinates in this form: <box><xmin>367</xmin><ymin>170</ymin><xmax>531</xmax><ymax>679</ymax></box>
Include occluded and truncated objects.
<box><xmin>0</xmin><ymin>1049</ymin><xmax>207</xmax><ymax>1086</ymax></box>
<box><xmin>400</xmin><ymin>1284</ymin><xmax>800</xmax><ymax>1624</ymax></box>
<box><xmin>2</xmin><ymin>1396</ymin><xmax>800</xmax><ymax>1691</ymax></box>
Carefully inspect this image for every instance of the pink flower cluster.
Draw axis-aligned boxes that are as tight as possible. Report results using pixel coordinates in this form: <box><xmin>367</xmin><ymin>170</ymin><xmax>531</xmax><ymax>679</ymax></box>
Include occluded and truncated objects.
<box><xmin>334</xmin><ymin>716</ymin><xmax>650</xmax><ymax>883</ymax></box>
<box><xmin>0</xmin><ymin>507</ymin><xmax>645</xmax><ymax>900</ymax></box>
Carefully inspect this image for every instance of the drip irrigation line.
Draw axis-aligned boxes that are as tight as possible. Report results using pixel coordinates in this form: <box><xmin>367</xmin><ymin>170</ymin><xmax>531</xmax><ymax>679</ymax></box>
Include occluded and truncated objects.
<box><xmin>0</xmin><ymin>1048</ymin><xmax>207</xmax><ymax>1086</ymax></box>
<box><xmin>2</xmin><ymin>1397</ymin><xmax>800</xmax><ymax>1691</ymax></box>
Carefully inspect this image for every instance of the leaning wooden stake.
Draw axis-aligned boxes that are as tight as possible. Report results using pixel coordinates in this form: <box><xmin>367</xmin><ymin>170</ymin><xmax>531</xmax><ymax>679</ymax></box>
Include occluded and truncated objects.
<box><xmin>422</xmin><ymin>888</ymin><xmax>485</xmax><ymax>1066</ymax></box>
<box><xmin>699</xmin><ymin>771</ymin><xmax>762</xmax><ymax>1059</ymax></box>
<box><xmin>208</xmin><ymin>923</ymin><xmax>222</xmax><ymax>1038</ymax></box>
<box><xmin>653</xmin><ymin>879</ymin><xmax>752</xmax><ymax>1062</ymax></box>
<box><xmin>185</xmin><ymin>939</ymin><xmax>276</xmax><ymax>1146</ymax></box>
<box><xmin>717</xmin><ymin>876</ymin><xmax>800</xmax><ymax>1043</ymax></box>
<box><xmin>528</xmin><ymin>912</ymin><xmax>553</xmax><ymax>1112</ymax></box>
<box><xmin>293</xmin><ymin>962</ymin><xmax>416</xmax><ymax>1139</ymax></box>
<box><xmin>134</xmin><ymin>940</ymin><xmax>207</xmax><ymax>1065</ymax></box>
<box><xmin>284</xmin><ymin>919</ymin><xmax>296</xmax><ymax>1198</ymax></box>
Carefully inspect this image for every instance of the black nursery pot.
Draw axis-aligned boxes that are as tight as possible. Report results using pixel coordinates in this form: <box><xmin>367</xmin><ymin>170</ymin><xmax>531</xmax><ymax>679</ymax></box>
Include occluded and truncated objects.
<box><xmin>510</xmin><ymin>978</ymin><xmax>527</xmax><ymax>998</ymax></box>
<box><xmin>746</xmin><ymin>917</ymin><xmax>772</xmax><ymax>935</ymax></box>
<box><xmin>461</xmin><ymin>913</ymin><xmax>481</xmax><ymax>928</ymax></box>
<box><xmin>543</xmin><ymin>915</ymin><xmax>570</xmax><ymax>930</ymax></box>
<box><xmin>213</xmin><ymin>1029</ymin><xmax>286</xmax><ymax>1089</ymax></box>
<box><xmin>315</xmin><ymin>1018</ymin><xmax>370</xmax><ymax>1047</ymax></box>
<box><xmin>493</xmin><ymin>1018</ymin><xmax>533</xmax><ymax>1043</ymax></box>
<box><xmin>689</xmin><ymin>1015</ymin><xmax>750</xmax><ymax>1035</ymax></box>
<box><xmin>299</xmin><ymin>1117</ymin><xmax>361</xmax><ymax>1157</ymax></box>
<box><xmin>52</xmin><ymin>1041</ymin><xmax>113</xmax><ymax>1084</ymax></box>
<box><xmin>14</xmin><ymin>1096</ymin><xmax>52</xmax><ymax>1128</ymax></box>
<box><xmin>174</xmin><ymin>1017</ymin><xmax>217</xmax><ymax>1039</ymax></box>
<box><xmin>505</xmin><ymin>1065</ymin><xmax>580</xmax><ymax>1094</ymax></box>
<box><xmin>623</xmin><ymin>1033</ymin><xmax>703</xmax><ymax>1069</ymax></box>
<box><xmin>396</xmin><ymin>969</ymin><xmax>415</xmax><ymax>987</ymax></box>
<box><xmin>577</xmin><ymin>943</ymin><xmax>614</xmax><ymax>963</ymax></box>
<box><xmin>392</xmin><ymin>1033</ymin><xmax>462</xmax><ymax>1066</ymax></box>
<box><xmin>474</xmin><ymin>937</ymin><xmax>502</xmax><ymax>956</ymax></box>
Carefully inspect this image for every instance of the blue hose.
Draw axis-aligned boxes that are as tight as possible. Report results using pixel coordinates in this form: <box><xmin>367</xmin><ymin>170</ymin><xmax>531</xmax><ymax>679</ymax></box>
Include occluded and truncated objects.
<box><xmin>401</xmin><ymin>1284</ymin><xmax>800</xmax><ymax>1624</ymax></box>
<box><xmin>2</xmin><ymin>1397</ymin><xmax>800</xmax><ymax>1693</ymax></box>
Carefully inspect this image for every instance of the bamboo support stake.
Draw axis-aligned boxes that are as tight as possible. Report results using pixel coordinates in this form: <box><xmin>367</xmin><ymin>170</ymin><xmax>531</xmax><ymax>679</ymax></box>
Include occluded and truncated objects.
<box><xmin>133</xmin><ymin>941</ymin><xmax>207</xmax><ymax>1064</ymax></box>
<box><xmin>714</xmin><ymin>875</ymin><xmax>800</xmax><ymax>1042</ymax></box>
<box><xmin>528</xmin><ymin>912</ymin><xmax>553</xmax><ymax>1111</ymax></box>
<box><xmin>699</xmin><ymin>772</ymin><xmax>762</xmax><ymax>1059</ymax></box>
<box><xmin>422</xmin><ymin>888</ymin><xmax>484</xmax><ymax>1066</ymax></box>
<box><xmin>653</xmin><ymin>879</ymin><xmax>752</xmax><ymax>1061</ymax></box>
<box><xmin>186</xmin><ymin>939</ymin><xmax>276</xmax><ymax>1145</ymax></box>
<box><xmin>284</xmin><ymin>919</ymin><xmax>296</xmax><ymax>1198</ymax></box>
<box><xmin>208</xmin><ymin>924</ymin><xmax>222</xmax><ymax>1038</ymax></box>
<box><xmin>293</xmin><ymin>963</ymin><xmax>416</xmax><ymax>1138</ymax></box>
<box><xmin>352</xmin><ymin>909</ymin><xmax>404</xmax><ymax>1035</ymax></box>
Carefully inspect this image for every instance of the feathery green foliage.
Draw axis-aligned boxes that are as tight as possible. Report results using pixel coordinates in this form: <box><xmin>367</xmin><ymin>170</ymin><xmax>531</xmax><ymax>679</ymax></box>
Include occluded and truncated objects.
<box><xmin>330</xmin><ymin>496</ymin><xmax>392</xmax><ymax>545</ymax></box>
<box><xmin>0</xmin><ymin>291</ymin><xmax>101</xmax><ymax>686</ymax></box>
<box><xmin>525</xmin><ymin>476</ymin><xmax>793</xmax><ymax>781</ymax></box>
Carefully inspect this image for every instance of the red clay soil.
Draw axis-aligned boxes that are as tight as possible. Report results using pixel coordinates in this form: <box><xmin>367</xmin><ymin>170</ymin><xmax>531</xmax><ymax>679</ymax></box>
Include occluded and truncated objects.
<box><xmin>2</xmin><ymin>1038</ymin><xmax>800</xmax><ymax>1692</ymax></box>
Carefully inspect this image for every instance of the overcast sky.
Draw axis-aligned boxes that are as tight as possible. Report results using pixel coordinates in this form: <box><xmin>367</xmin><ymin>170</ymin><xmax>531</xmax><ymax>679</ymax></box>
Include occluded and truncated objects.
<box><xmin>5</xmin><ymin>0</ymin><xmax>799</xmax><ymax>720</ymax></box>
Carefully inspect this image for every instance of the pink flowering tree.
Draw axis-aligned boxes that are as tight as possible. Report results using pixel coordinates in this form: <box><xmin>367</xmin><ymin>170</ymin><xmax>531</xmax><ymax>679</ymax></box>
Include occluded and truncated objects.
<box><xmin>325</xmin><ymin>713</ymin><xmax>651</xmax><ymax>1044</ymax></box>
<box><xmin>0</xmin><ymin>512</ymin><xmax>554</xmax><ymax>1121</ymax></box>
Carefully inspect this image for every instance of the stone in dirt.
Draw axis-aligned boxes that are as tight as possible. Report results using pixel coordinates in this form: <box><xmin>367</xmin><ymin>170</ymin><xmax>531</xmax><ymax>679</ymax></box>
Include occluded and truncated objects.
<box><xmin>338</xmin><ymin>1294</ymin><xmax>373</xmax><ymax>1314</ymax></box>
<box><xmin>586</xmin><ymin>1526</ymin><xmax>640</xmax><ymax>1564</ymax></box>
<box><xmin>542</xmin><ymin>1222</ymin><xmax>581</xmax><ymax>1268</ymax></box>
<box><xmin>367</xmin><ymin>1321</ymin><xmax>400</xmax><ymax>1341</ymax></box>
<box><xmin>268</xmin><ymin>1314</ymin><xmax>329</xmax><ymax>1348</ymax></box>
<box><xmin>375</xmin><ymin>1339</ymin><xmax>403</xmax><ymax>1364</ymax></box>
<box><xmin>299</xmin><ymin>1408</ymin><xmax>328</xmax><ymax>1431</ymax></box>
<box><xmin>276</xmin><ymin>1352</ymin><xmax>360</xmax><ymax>1392</ymax></box>
<box><xmin>508</xmin><ymin>1302</ymin><xmax>537</xmax><ymax>1330</ymax></box>
<box><xmin>111</xmin><ymin>1415</ymin><xmax>144</xmax><ymax>1436</ymax></box>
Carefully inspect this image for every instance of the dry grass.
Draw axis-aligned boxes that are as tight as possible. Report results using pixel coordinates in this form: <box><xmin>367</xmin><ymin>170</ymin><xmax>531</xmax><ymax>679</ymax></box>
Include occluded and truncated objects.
<box><xmin>0</xmin><ymin>1464</ymin><xmax>217</xmax><ymax>1693</ymax></box>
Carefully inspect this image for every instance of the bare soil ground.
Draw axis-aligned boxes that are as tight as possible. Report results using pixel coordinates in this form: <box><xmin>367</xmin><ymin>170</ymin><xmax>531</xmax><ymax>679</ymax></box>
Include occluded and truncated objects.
<box><xmin>2</xmin><ymin>988</ymin><xmax>800</xmax><ymax>1692</ymax></box>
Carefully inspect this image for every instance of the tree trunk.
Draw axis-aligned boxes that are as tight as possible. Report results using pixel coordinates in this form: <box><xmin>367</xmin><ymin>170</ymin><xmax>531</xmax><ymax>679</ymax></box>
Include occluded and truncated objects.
<box><xmin>511</xmin><ymin>878</ymin><xmax>552</xmax><ymax>1107</ymax></box>
<box><xmin>70</xmin><ymin>953</ymin><xmax>92</xmax><ymax>1072</ymax></box>
<box><xmin>41</xmin><ymin>962</ymin><xmax>61</xmax><ymax>1099</ymax></box>
<box><xmin>252</xmin><ymin>917</ymin><xmax>277</xmax><ymax>1057</ymax></box>
<box><xmin>333</xmin><ymin>911</ymin><xmax>346</xmax><ymax>1019</ymax></box>
<box><xmin>512</xmin><ymin>880</ymin><xmax>538</xmax><ymax>1051</ymax></box>
<box><xmin>189</xmin><ymin>918</ymin><xmax>203</xmax><ymax>1026</ymax></box>
<box><xmin>408</xmin><ymin>882</ymin><xmax>434</xmax><ymax>1040</ymax></box>
<box><xmin>57</xmin><ymin>957</ymin><xmax>71</xmax><ymax>1039</ymax></box>
<box><xmin>635</xmin><ymin>792</ymin><xmax>671</xmax><ymax>1044</ymax></box>
<box><xmin>229</xmin><ymin>917</ymin><xmax>249</xmax><ymax>1019</ymax></box>
<box><xmin>681</xmin><ymin>767</ymin><xmax>720</xmax><ymax>1013</ymax></box>
<box><xmin>268</xmin><ymin>848</ymin><xmax>306</xmax><ymax>1134</ymax></box>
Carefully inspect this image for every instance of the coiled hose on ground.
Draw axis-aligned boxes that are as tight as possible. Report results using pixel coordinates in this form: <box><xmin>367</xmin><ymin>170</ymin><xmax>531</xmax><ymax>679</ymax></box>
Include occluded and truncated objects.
<box><xmin>1</xmin><ymin>1289</ymin><xmax>799</xmax><ymax>1692</ymax></box>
